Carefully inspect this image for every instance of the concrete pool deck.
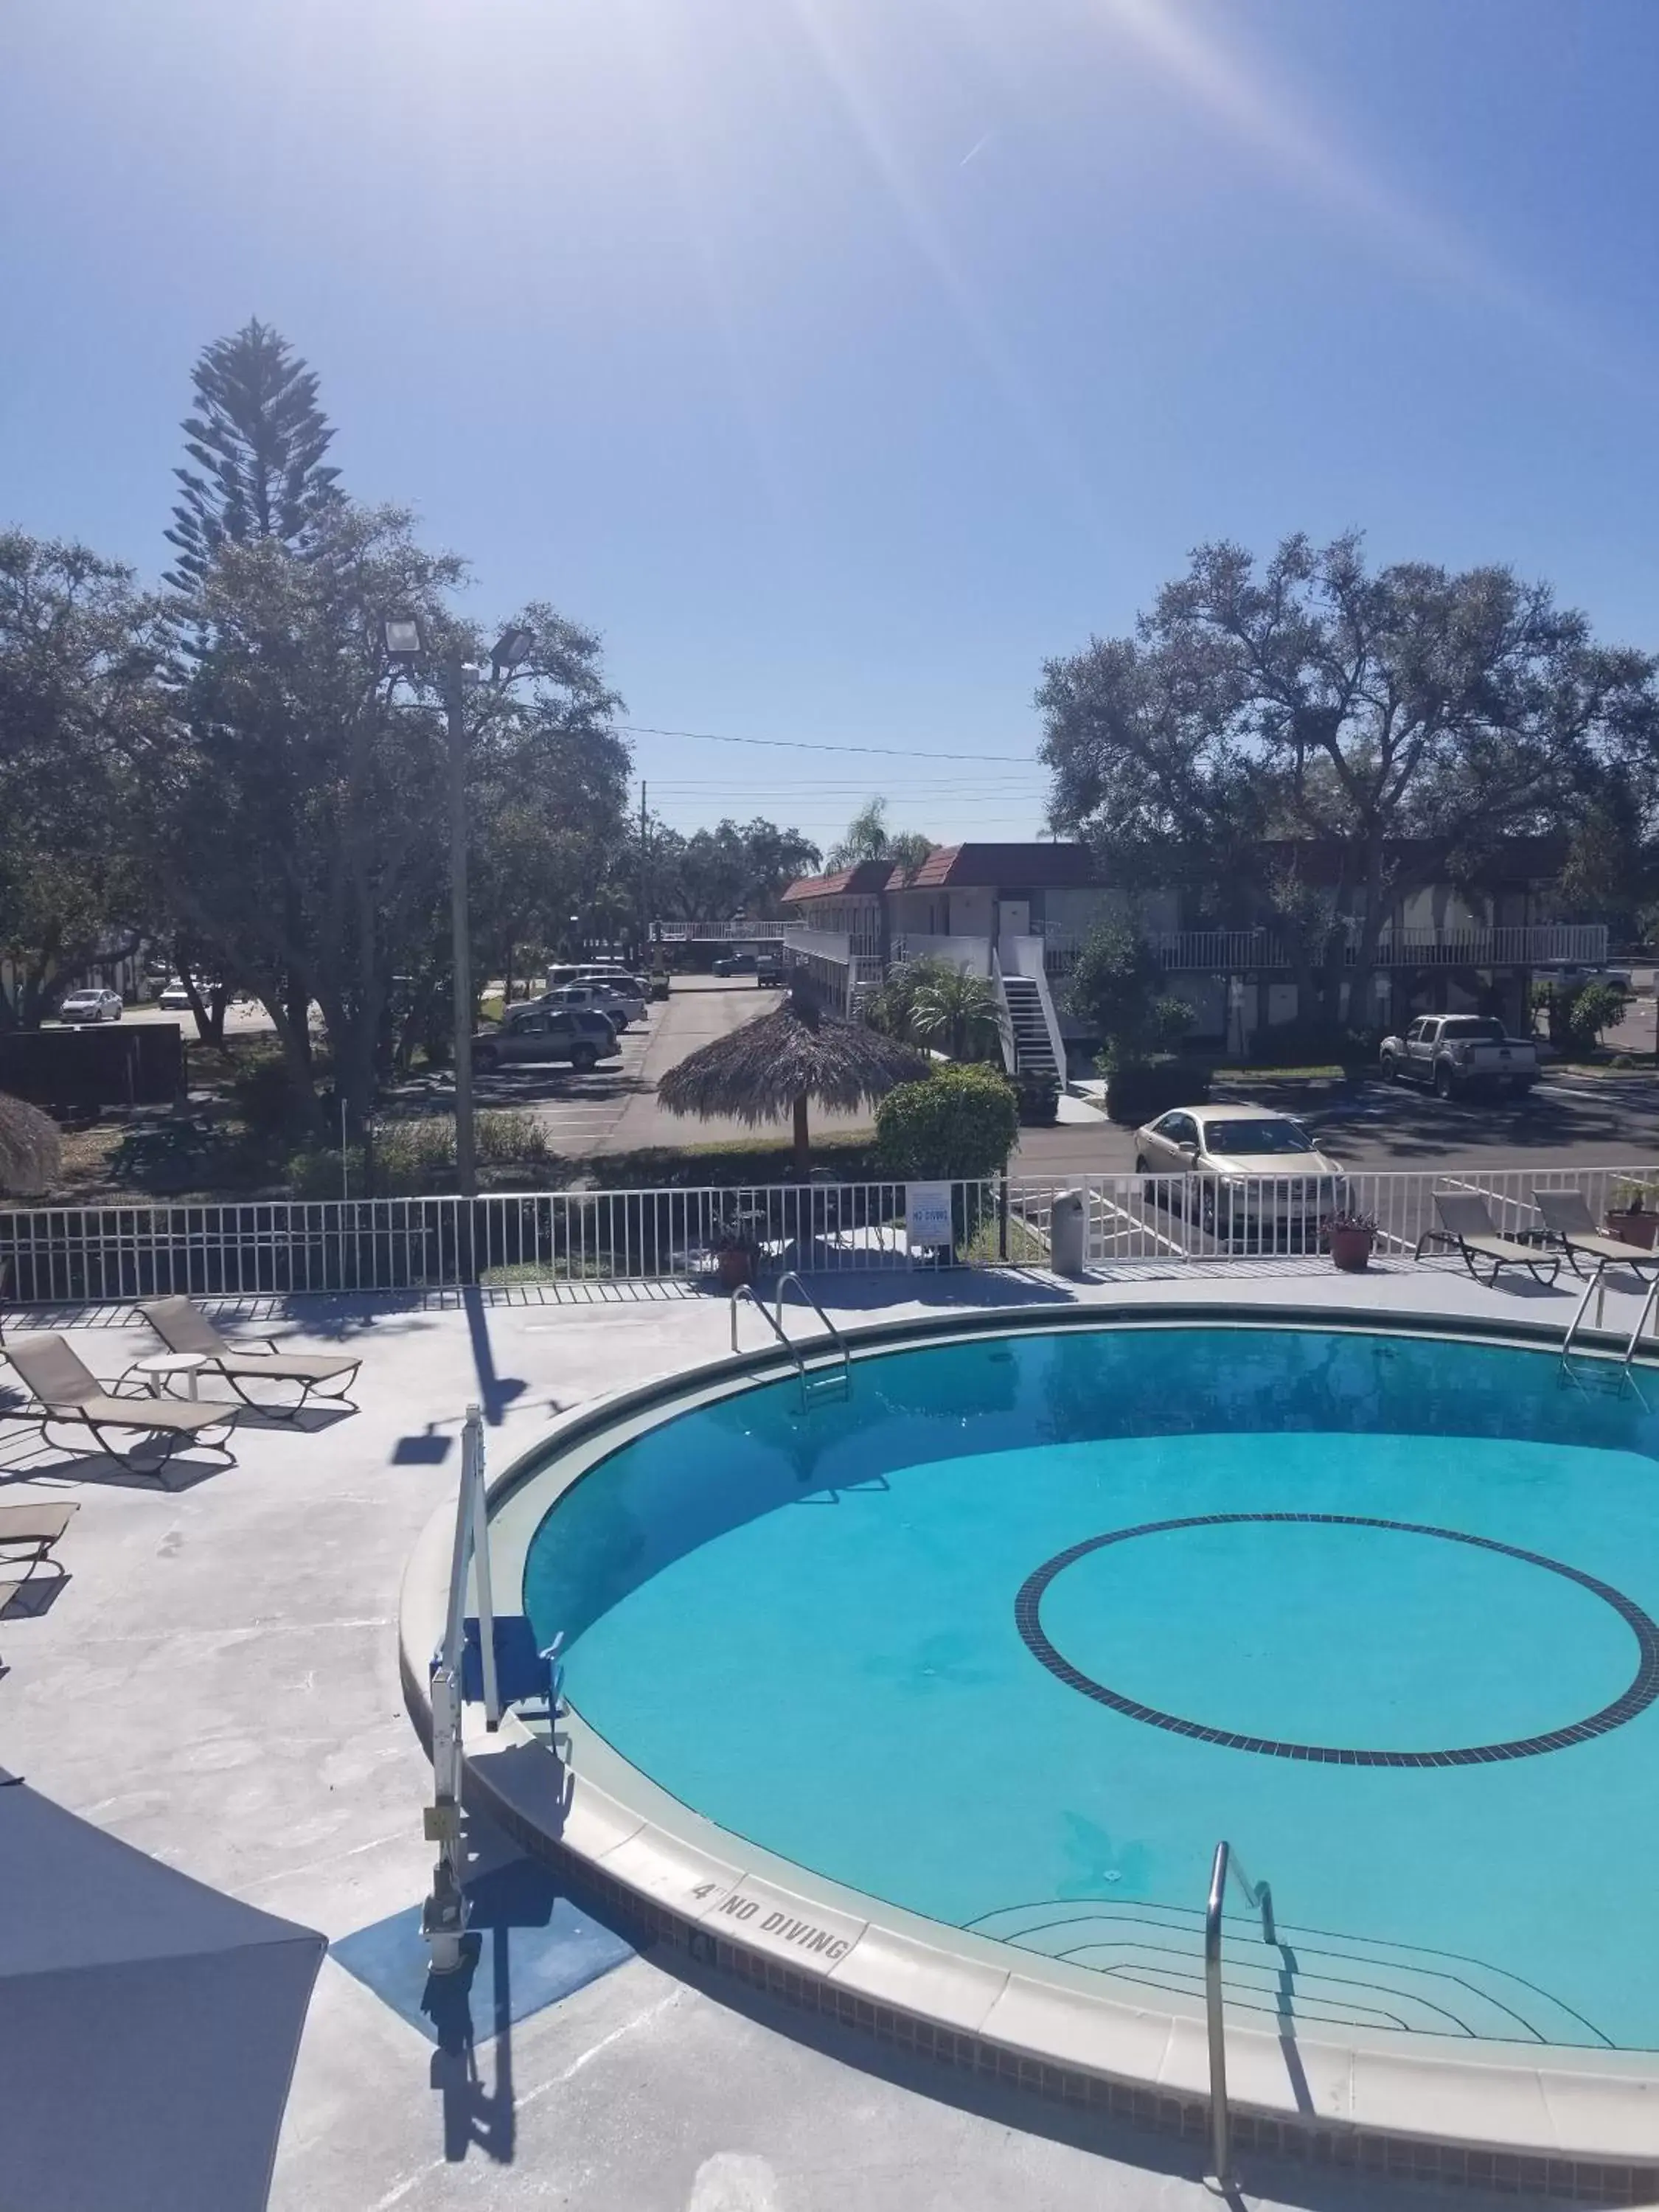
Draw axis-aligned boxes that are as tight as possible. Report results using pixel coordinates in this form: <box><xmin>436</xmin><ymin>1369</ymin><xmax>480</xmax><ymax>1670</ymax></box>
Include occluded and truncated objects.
<box><xmin>4</xmin><ymin>1254</ymin><xmax>1658</xmax><ymax>2209</ymax></box>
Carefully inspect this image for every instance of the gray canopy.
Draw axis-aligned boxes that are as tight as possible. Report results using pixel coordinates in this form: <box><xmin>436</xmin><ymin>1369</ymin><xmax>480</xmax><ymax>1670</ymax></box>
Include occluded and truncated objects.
<box><xmin>0</xmin><ymin>1771</ymin><xmax>325</xmax><ymax>2211</ymax></box>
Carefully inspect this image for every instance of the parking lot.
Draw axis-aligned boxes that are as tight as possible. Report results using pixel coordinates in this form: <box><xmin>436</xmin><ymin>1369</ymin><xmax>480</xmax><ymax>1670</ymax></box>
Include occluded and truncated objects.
<box><xmin>384</xmin><ymin>975</ymin><xmax>796</xmax><ymax>1155</ymax></box>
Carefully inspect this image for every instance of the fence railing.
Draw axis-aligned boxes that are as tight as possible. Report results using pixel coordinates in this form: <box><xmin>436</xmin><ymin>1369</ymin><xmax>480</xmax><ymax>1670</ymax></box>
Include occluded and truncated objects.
<box><xmin>2</xmin><ymin>1164</ymin><xmax>1656</xmax><ymax>1301</ymax></box>
<box><xmin>654</xmin><ymin>921</ymin><xmax>788</xmax><ymax>942</ymax></box>
<box><xmin>1042</xmin><ymin>923</ymin><xmax>1609</xmax><ymax>978</ymax></box>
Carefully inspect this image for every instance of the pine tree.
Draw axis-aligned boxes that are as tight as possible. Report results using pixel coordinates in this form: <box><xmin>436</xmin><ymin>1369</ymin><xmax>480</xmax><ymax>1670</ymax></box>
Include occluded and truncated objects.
<box><xmin>164</xmin><ymin>319</ymin><xmax>341</xmax><ymax>588</ymax></box>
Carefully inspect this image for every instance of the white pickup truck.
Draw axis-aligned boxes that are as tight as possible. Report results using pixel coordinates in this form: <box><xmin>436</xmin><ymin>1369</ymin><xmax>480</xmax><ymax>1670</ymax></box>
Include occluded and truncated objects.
<box><xmin>1379</xmin><ymin>1015</ymin><xmax>1539</xmax><ymax>1099</ymax></box>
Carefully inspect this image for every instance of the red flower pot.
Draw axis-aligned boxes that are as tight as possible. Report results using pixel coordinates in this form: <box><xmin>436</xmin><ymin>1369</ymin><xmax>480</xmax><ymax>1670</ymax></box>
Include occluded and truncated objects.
<box><xmin>1329</xmin><ymin>1225</ymin><xmax>1374</xmax><ymax>1273</ymax></box>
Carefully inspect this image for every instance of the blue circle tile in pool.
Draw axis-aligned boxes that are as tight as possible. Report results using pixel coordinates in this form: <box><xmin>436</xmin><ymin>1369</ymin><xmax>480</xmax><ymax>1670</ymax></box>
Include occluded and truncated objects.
<box><xmin>521</xmin><ymin>1324</ymin><xmax>1659</xmax><ymax>2052</ymax></box>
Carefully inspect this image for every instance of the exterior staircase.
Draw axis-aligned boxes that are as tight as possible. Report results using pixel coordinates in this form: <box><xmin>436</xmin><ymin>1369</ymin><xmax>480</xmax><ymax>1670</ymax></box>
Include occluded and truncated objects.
<box><xmin>1001</xmin><ymin>973</ymin><xmax>1057</xmax><ymax>1082</ymax></box>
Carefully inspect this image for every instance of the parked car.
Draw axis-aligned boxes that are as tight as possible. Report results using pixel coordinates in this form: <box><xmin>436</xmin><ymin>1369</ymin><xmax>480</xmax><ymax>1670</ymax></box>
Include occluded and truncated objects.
<box><xmin>1534</xmin><ymin>960</ymin><xmax>1634</xmax><ymax>992</ymax></box>
<box><xmin>576</xmin><ymin>964</ymin><xmax>650</xmax><ymax>1007</ymax></box>
<box><xmin>712</xmin><ymin>950</ymin><xmax>757</xmax><ymax>977</ymax></box>
<box><xmin>1379</xmin><ymin>1015</ymin><xmax>1538</xmax><ymax>1099</ymax></box>
<box><xmin>472</xmin><ymin>1005</ymin><xmax>618</xmax><ymax>1073</ymax></box>
<box><xmin>58</xmin><ymin>987</ymin><xmax>123</xmax><ymax>1023</ymax></box>
<box><xmin>543</xmin><ymin>978</ymin><xmax>644</xmax><ymax>1029</ymax></box>
<box><xmin>157</xmin><ymin>978</ymin><xmax>194</xmax><ymax>1011</ymax></box>
<box><xmin>1133</xmin><ymin>1102</ymin><xmax>1347</xmax><ymax>1242</ymax></box>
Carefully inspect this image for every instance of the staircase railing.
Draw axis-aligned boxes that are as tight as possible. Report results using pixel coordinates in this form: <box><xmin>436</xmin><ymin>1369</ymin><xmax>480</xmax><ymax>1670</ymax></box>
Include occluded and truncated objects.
<box><xmin>1205</xmin><ymin>1839</ymin><xmax>1278</xmax><ymax>2191</ymax></box>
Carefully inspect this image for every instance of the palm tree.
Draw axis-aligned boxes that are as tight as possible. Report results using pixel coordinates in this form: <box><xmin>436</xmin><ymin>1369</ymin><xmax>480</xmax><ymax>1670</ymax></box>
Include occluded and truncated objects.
<box><xmin>906</xmin><ymin>969</ymin><xmax>1006</xmax><ymax>1063</ymax></box>
<box><xmin>657</xmin><ymin>985</ymin><xmax>928</xmax><ymax>1177</ymax></box>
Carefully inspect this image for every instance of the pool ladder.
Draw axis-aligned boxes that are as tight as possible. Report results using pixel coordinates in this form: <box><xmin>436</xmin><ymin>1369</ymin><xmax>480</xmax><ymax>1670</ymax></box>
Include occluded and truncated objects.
<box><xmin>1559</xmin><ymin>1265</ymin><xmax>1659</xmax><ymax>1387</ymax></box>
<box><xmin>1204</xmin><ymin>1839</ymin><xmax>1281</xmax><ymax>2194</ymax></box>
<box><xmin>730</xmin><ymin>1273</ymin><xmax>851</xmax><ymax>1410</ymax></box>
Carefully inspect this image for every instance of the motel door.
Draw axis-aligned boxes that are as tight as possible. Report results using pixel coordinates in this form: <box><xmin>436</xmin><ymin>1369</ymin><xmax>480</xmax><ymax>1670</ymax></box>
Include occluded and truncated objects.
<box><xmin>997</xmin><ymin>899</ymin><xmax>1030</xmax><ymax>946</ymax></box>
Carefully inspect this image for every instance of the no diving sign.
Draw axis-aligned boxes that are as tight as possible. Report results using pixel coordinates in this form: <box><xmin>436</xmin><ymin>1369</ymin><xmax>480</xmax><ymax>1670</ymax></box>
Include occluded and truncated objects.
<box><xmin>905</xmin><ymin>1181</ymin><xmax>953</xmax><ymax>1248</ymax></box>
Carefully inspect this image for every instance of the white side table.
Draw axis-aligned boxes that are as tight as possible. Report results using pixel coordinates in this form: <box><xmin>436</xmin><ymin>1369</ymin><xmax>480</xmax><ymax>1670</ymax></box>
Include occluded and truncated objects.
<box><xmin>129</xmin><ymin>1352</ymin><xmax>208</xmax><ymax>1401</ymax></box>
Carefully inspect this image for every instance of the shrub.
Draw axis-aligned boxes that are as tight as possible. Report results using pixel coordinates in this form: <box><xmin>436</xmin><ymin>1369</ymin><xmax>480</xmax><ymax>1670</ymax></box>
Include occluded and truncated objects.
<box><xmin>233</xmin><ymin>1048</ymin><xmax>310</xmax><ymax>1135</ymax></box>
<box><xmin>1568</xmin><ymin>979</ymin><xmax>1630</xmax><ymax>1055</ymax></box>
<box><xmin>875</xmin><ymin>1065</ymin><xmax>1020</xmax><ymax>1180</ymax></box>
<box><xmin>1065</xmin><ymin>920</ymin><xmax>1191</xmax><ymax>1071</ymax></box>
<box><xmin>1013</xmin><ymin>1068</ymin><xmax>1060</xmax><ymax>1126</ymax></box>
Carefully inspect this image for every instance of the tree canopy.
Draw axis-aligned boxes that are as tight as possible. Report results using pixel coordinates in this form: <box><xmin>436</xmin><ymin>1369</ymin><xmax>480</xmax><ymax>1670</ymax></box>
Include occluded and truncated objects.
<box><xmin>1040</xmin><ymin>532</ymin><xmax>1659</xmax><ymax>1020</ymax></box>
<box><xmin>164</xmin><ymin>320</ymin><xmax>342</xmax><ymax>589</ymax></box>
<box><xmin>0</xmin><ymin>532</ymin><xmax>165</xmax><ymax>1027</ymax></box>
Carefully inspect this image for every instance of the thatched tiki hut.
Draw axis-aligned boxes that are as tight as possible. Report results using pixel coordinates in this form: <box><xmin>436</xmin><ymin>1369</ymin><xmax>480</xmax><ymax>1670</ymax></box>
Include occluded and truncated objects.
<box><xmin>0</xmin><ymin>1092</ymin><xmax>61</xmax><ymax>1198</ymax></box>
<box><xmin>657</xmin><ymin>988</ymin><xmax>928</xmax><ymax>1178</ymax></box>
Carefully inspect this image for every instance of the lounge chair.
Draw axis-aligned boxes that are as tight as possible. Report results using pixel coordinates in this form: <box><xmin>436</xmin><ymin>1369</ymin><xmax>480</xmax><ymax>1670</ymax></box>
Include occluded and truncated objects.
<box><xmin>1425</xmin><ymin>1192</ymin><xmax>1562</xmax><ymax>1288</ymax></box>
<box><xmin>1533</xmin><ymin>1189</ymin><xmax>1659</xmax><ymax>1281</ymax></box>
<box><xmin>138</xmin><ymin>1297</ymin><xmax>361</xmax><ymax>1418</ymax></box>
<box><xmin>2</xmin><ymin>1335</ymin><xmax>237</xmax><ymax>1474</ymax></box>
<box><xmin>0</xmin><ymin>1499</ymin><xmax>77</xmax><ymax>1599</ymax></box>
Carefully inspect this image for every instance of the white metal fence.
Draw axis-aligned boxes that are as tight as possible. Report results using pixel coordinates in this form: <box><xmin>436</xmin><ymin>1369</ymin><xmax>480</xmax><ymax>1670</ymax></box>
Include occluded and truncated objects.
<box><xmin>1</xmin><ymin>1164</ymin><xmax>1655</xmax><ymax>1301</ymax></box>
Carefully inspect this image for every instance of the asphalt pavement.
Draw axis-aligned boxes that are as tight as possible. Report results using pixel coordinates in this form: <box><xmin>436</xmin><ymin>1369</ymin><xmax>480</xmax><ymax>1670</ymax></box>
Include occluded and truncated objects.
<box><xmin>1015</xmin><ymin>1066</ymin><xmax>1659</xmax><ymax>1180</ymax></box>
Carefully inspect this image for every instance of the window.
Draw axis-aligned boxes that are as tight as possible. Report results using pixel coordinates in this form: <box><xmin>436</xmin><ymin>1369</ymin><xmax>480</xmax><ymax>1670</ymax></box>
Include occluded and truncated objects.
<box><xmin>1439</xmin><ymin>1016</ymin><xmax>1506</xmax><ymax>1042</ymax></box>
<box><xmin>1407</xmin><ymin>1018</ymin><xmax>1427</xmax><ymax>1042</ymax></box>
<box><xmin>1156</xmin><ymin>1112</ymin><xmax>1197</xmax><ymax>1145</ymax></box>
<box><xmin>512</xmin><ymin>1013</ymin><xmax>546</xmax><ymax>1036</ymax></box>
<box><xmin>1202</xmin><ymin>1117</ymin><xmax>1312</xmax><ymax>1156</ymax></box>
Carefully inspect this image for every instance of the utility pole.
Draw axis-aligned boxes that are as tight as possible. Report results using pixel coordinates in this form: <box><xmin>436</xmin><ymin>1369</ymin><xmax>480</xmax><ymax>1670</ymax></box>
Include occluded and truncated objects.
<box><xmin>444</xmin><ymin>655</ymin><xmax>478</xmax><ymax>1200</ymax></box>
<box><xmin>639</xmin><ymin>781</ymin><xmax>650</xmax><ymax>953</ymax></box>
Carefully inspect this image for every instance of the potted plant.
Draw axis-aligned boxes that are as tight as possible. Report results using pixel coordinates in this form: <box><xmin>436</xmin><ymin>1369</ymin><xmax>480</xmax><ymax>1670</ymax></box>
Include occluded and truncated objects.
<box><xmin>710</xmin><ymin>1212</ymin><xmax>762</xmax><ymax>1290</ymax></box>
<box><xmin>1606</xmin><ymin>1182</ymin><xmax>1659</xmax><ymax>1250</ymax></box>
<box><xmin>1321</xmin><ymin>1208</ymin><xmax>1377</xmax><ymax>1273</ymax></box>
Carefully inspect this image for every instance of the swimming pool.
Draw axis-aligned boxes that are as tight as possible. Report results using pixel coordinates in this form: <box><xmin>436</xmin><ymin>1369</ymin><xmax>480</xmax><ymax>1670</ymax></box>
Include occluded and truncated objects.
<box><xmin>520</xmin><ymin>1321</ymin><xmax>1659</xmax><ymax>2059</ymax></box>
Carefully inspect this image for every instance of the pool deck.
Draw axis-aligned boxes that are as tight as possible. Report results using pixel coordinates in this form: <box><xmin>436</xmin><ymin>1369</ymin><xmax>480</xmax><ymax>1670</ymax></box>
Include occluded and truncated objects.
<box><xmin>4</xmin><ymin>1252</ymin><xmax>1657</xmax><ymax>2211</ymax></box>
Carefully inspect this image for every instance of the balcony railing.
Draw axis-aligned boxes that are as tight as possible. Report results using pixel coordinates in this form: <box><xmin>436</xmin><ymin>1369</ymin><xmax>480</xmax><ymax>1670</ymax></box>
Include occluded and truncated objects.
<box><xmin>1043</xmin><ymin>923</ymin><xmax>1608</xmax><ymax>976</ymax></box>
<box><xmin>653</xmin><ymin>920</ymin><xmax>787</xmax><ymax>942</ymax></box>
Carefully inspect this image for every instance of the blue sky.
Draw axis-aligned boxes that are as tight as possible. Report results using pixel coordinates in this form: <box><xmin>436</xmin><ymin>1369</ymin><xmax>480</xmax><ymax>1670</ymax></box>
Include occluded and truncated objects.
<box><xmin>4</xmin><ymin>0</ymin><xmax>1657</xmax><ymax>852</ymax></box>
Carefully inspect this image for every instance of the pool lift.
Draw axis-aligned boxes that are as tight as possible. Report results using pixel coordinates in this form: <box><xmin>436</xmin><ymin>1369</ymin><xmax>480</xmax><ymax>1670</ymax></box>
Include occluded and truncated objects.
<box><xmin>421</xmin><ymin>1402</ymin><xmax>564</xmax><ymax>1972</ymax></box>
<box><xmin>730</xmin><ymin>1273</ymin><xmax>852</xmax><ymax>1409</ymax></box>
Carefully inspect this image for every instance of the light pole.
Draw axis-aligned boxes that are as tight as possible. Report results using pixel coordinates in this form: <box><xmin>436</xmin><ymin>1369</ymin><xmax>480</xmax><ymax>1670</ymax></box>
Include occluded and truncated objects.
<box><xmin>383</xmin><ymin>619</ymin><xmax>532</xmax><ymax>1197</ymax></box>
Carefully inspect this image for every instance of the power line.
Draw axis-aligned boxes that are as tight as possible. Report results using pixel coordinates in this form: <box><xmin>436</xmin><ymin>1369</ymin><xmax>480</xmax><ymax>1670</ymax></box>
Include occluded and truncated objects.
<box><xmin>618</xmin><ymin>721</ymin><xmax>1039</xmax><ymax>765</ymax></box>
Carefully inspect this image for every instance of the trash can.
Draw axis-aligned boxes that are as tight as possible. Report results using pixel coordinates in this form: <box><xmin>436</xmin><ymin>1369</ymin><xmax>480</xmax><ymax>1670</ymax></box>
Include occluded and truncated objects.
<box><xmin>1049</xmin><ymin>1188</ymin><xmax>1088</xmax><ymax>1277</ymax></box>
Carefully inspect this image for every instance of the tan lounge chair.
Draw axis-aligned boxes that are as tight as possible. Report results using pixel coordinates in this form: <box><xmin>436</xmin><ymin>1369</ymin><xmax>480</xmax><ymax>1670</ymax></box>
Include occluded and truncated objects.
<box><xmin>139</xmin><ymin>1297</ymin><xmax>361</xmax><ymax>1418</ymax></box>
<box><xmin>1427</xmin><ymin>1192</ymin><xmax>1561</xmax><ymax>1289</ymax></box>
<box><xmin>3</xmin><ymin>1335</ymin><xmax>237</xmax><ymax>1474</ymax></box>
<box><xmin>1533</xmin><ymin>1189</ymin><xmax>1659</xmax><ymax>1281</ymax></box>
<box><xmin>0</xmin><ymin>1499</ymin><xmax>77</xmax><ymax>1604</ymax></box>
<box><xmin>0</xmin><ymin>1498</ymin><xmax>77</xmax><ymax>1574</ymax></box>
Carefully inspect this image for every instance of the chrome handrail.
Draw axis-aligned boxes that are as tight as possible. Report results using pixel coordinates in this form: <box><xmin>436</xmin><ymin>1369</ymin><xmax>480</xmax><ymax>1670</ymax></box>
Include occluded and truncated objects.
<box><xmin>1205</xmin><ymin>1839</ymin><xmax>1276</xmax><ymax>2191</ymax></box>
<box><xmin>1623</xmin><ymin>1276</ymin><xmax>1659</xmax><ymax>1370</ymax></box>
<box><xmin>774</xmin><ymin>1270</ymin><xmax>852</xmax><ymax>1397</ymax></box>
<box><xmin>731</xmin><ymin>1277</ymin><xmax>850</xmax><ymax>1407</ymax></box>
<box><xmin>729</xmin><ymin>1282</ymin><xmax>802</xmax><ymax>1373</ymax></box>
<box><xmin>1561</xmin><ymin>1265</ymin><xmax>1613</xmax><ymax>1367</ymax></box>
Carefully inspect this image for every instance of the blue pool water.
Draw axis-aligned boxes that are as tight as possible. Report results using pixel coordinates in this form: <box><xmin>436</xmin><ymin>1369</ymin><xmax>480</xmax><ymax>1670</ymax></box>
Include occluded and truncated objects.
<box><xmin>522</xmin><ymin>1326</ymin><xmax>1659</xmax><ymax>2050</ymax></box>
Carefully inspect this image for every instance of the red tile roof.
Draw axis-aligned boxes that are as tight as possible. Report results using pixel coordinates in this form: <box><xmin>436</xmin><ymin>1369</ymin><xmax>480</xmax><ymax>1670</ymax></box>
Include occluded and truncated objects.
<box><xmin>781</xmin><ymin>860</ymin><xmax>901</xmax><ymax>903</ymax></box>
<box><xmin>905</xmin><ymin>842</ymin><xmax>1099</xmax><ymax>888</ymax></box>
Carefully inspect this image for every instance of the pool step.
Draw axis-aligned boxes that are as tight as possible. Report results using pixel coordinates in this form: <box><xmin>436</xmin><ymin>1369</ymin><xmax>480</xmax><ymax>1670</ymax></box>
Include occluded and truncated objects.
<box><xmin>967</xmin><ymin>1897</ymin><xmax>1608</xmax><ymax>2048</ymax></box>
<box><xmin>801</xmin><ymin>1368</ymin><xmax>850</xmax><ymax>1408</ymax></box>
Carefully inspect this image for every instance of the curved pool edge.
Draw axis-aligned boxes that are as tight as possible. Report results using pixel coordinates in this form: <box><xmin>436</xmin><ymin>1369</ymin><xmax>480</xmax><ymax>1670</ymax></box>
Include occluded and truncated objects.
<box><xmin>398</xmin><ymin>1294</ymin><xmax>1659</xmax><ymax>2194</ymax></box>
